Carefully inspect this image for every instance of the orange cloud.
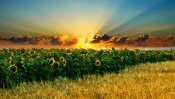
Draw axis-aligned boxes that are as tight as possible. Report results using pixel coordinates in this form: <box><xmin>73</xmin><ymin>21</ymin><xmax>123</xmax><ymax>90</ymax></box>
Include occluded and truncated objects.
<box><xmin>0</xmin><ymin>34</ymin><xmax>175</xmax><ymax>49</ymax></box>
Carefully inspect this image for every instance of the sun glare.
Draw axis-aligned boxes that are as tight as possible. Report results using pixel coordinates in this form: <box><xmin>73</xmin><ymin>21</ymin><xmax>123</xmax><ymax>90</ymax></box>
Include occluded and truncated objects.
<box><xmin>74</xmin><ymin>34</ymin><xmax>95</xmax><ymax>48</ymax></box>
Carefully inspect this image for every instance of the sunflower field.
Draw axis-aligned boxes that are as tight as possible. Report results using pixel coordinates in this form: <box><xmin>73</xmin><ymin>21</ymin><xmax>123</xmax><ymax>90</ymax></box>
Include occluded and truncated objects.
<box><xmin>0</xmin><ymin>48</ymin><xmax>175</xmax><ymax>88</ymax></box>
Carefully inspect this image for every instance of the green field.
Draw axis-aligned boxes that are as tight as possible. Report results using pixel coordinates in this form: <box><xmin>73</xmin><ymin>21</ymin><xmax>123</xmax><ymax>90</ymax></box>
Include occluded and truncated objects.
<box><xmin>0</xmin><ymin>48</ymin><xmax>175</xmax><ymax>88</ymax></box>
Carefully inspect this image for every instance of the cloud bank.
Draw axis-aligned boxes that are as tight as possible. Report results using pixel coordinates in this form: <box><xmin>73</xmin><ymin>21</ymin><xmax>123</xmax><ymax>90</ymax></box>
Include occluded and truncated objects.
<box><xmin>0</xmin><ymin>34</ymin><xmax>175</xmax><ymax>48</ymax></box>
<box><xmin>0</xmin><ymin>35</ymin><xmax>77</xmax><ymax>46</ymax></box>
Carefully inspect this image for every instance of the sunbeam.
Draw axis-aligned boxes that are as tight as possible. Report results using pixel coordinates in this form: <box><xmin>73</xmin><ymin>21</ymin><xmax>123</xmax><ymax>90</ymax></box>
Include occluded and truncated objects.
<box><xmin>0</xmin><ymin>0</ymin><xmax>120</xmax><ymax>39</ymax></box>
<box><xmin>98</xmin><ymin>0</ymin><xmax>165</xmax><ymax>36</ymax></box>
<box><xmin>0</xmin><ymin>0</ymin><xmax>175</xmax><ymax>49</ymax></box>
<box><xmin>53</xmin><ymin>0</ymin><xmax>117</xmax><ymax>39</ymax></box>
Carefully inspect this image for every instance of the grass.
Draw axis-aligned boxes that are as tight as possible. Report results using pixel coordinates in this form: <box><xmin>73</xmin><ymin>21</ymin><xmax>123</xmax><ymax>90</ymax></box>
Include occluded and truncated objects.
<box><xmin>0</xmin><ymin>61</ymin><xmax>175</xmax><ymax>99</ymax></box>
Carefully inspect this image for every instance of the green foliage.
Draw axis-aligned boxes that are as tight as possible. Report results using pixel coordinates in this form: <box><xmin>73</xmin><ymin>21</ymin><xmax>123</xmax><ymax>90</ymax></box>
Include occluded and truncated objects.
<box><xmin>0</xmin><ymin>48</ymin><xmax>174</xmax><ymax>88</ymax></box>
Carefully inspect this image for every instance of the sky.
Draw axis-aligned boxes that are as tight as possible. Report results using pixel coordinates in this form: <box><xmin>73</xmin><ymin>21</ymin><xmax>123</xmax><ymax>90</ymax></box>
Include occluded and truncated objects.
<box><xmin>0</xmin><ymin>0</ymin><xmax>175</xmax><ymax>49</ymax></box>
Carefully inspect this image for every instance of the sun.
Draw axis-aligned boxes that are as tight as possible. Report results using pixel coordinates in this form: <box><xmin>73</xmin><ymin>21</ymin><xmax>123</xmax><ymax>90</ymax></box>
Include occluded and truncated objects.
<box><xmin>74</xmin><ymin>34</ymin><xmax>95</xmax><ymax>48</ymax></box>
<box><xmin>75</xmin><ymin>37</ymin><xmax>91</xmax><ymax>48</ymax></box>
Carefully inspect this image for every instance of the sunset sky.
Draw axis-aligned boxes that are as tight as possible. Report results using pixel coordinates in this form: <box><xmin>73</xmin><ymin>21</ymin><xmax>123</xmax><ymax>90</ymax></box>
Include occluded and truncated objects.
<box><xmin>0</xmin><ymin>0</ymin><xmax>175</xmax><ymax>49</ymax></box>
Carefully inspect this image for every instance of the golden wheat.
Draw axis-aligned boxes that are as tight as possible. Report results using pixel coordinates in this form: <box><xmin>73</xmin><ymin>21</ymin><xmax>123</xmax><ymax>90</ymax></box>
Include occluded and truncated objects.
<box><xmin>0</xmin><ymin>61</ymin><xmax>175</xmax><ymax>99</ymax></box>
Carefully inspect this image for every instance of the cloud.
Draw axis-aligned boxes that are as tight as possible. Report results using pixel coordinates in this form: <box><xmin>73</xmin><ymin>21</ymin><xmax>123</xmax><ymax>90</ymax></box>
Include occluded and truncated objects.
<box><xmin>172</xmin><ymin>40</ymin><xmax>175</xmax><ymax>44</ymax></box>
<box><xmin>0</xmin><ymin>35</ymin><xmax>78</xmax><ymax>46</ymax></box>
<box><xmin>135</xmin><ymin>34</ymin><xmax>150</xmax><ymax>42</ymax></box>
<box><xmin>0</xmin><ymin>36</ymin><xmax>6</xmax><ymax>40</ymax></box>
<box><xmin>91</xmin><ymin>34</ymin><xmax>128</xmax><ymax>45</ymax></box>
<box><xmin>166</xmin><ymin>34</ymin><xmax>174</xmax><ymax>39</ymax></box>
<box><xmin>91</xmin><ymin>34</ymin><xmax>175</xmax><ymax>47</ymax></box>
<box><xmin>115</xmin><ymin>37</ymin><xmax>128</xmax><ymax>44</ymax></box>
<box><xmin>91</xmin><ymin>34</ymin><xmax>111</xmax><ymax>43</ymax></box>
<box><xmin>0</xmin><ymin>34</ymin><xmax>175</xmax><ymax>48</ymax></box>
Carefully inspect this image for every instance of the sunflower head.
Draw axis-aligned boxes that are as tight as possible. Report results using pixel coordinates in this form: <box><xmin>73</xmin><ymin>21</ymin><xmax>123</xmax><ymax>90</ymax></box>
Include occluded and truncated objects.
<box><xmin>60</xmin><ymin>57</ymin><xmax>64</xmax><ymax>61</ymax></box>
<box><xmin>9</xmin><ymin>64</ymin><xmax>18</xmax><ymax>74</ymax></box>
<box><xmin>95</xmin><ymin>60</ymin><xmax>101</xmax><ymax>66</ymax></box>
<box><xmin>47</xmin><ymin>52</ymin><xmax>52</xmax><ymax>57</ymax></box>
<box><xmin>21</xmin><ymin>48</ymin><xmax>25</xmax><ymax>54</ymax></box>
<box><xmin>29</xmin><ymin>50</ymin><xmax>36</xmax><ymax>55</ymax></box>
<box><xmin>66</xmin><ymin>52</ymin><xmax>72</xmax><ymax>56</ymax></box>
<box><xmin>36</xmin><ymin>55</ymin><xmax>40</xmax><ymax>59</ymax></box>
<box><xmin>52</xmin><ymin>61</ymin><xmax>60</xmax><ymax>69</ymax></box>
<box><xmin>136</xmin><ymin>54</ymin><xmax>140</xmax><ymax>58</ymax></box>
<box><xmin>121</xmin><ymin>57</ymin><xmax>124</xmax><ymax>62</ymax></box>
<box><xmin>88</xmin><ymin>56</ymin><xmax>94</xmax><ymax>60</ymax></box>
<box><xmin>99</xmin><ymin>50</ymin><xmax>104</xmax><ymax>54</ymax></box>
<box><xmin>11</xmin><ymin>52</ymin><xmax>14</xmax><ymax>57</ymax></box>
<box><xmin>8</xmin><ymin>56</ymin><xmax>12</xmax><ymax>61</ymax></box>
<box><xmin>66</xmin><ymin>49</ymin><xmax>71</xmax><ymax>53</ymax></box>
<box><xmin>111</xmin><ymin>47</ymin><xmax>115</xmax><ymax>50</ymax></box>
<box><xmin>49</xmin><ymin>58</ymin><xmax>55</xmax><ymax>66</ymax></box>
<box><xmin>8</xmin><ymin>56</ymin><xmax>14</xmax><ymax>65</ymax></box>
<box><xmin>62</xmin><ymin>59</ymin><xmax>67</xmax><ymax>67</ymax></box>
<box><xmin>107</xmin><ymin>50</ymin><xmax>111</xmax><ymax>54</ymax></box>
<box><xmin>80</xmin><ymin>54</ymin><xmax>84</xmax><ymax>57</ymax></box>
<box><xmin>28</xmin><ymin>58</ymin><xmax>34</xmax><ymax>61</ymax></box>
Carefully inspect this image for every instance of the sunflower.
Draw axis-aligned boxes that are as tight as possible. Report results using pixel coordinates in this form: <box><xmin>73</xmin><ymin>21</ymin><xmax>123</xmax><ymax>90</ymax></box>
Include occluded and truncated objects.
<box><xmin>95</xmin><ymin>60</ymin><xmax>101</xmax><ymax>66</ymax></box>
<box><xmin>66</xmin><ymin>49</ymin><xmax>71</xmax><ymax>53</ymax></box>
<box><xmin>49</xmin><ymin>58</ymin><xmax>55</xmax><ymax>66</ymax></box>
<box><xmin>21</xmin><ymin>48</ymin><xmax>25</xmax><ymax>54</ymax></box>
<box><xmin>80</xmin><ymin>54</ymin><xmax>84</xmax><ymax>57</ymax></box>
<box><xmin>88</xmin><ymin>56</ymin><xmax>94</xmax><ymax>60</ymax></box>
<box><xmin>121</xmin><ymin>57</ymin><xmax>124</xmax><ymax>62</ymax></box>
<box><xmin>52</xmin><ymin>61</ymin><xmax>60</xmax><ymax>69</ymax></box>
<box><xmin>29</xmin><ymin>50</ymin><xmax>36</xmax><ymax>55</ymax></box>
<box><xmin>8</xmin><ymin>56</ymin><xmax>13</xmax><ymax>64</ymax></box>
<box><xmin>62</xmin><ymin>59</ymin><xmax>67</xmax><ymax>67</ymax></box>
<box><xmin>99</xmin><ymin>50</ymin><xmax>104</xmax><ymax>54</ymax></box>
<box><xmin>107</xmin><ymin>50</ymin><xmax>111</xmax><ymax>54</ymax></box>
<box><xmin>28</xmin><ymin>58</ymin><xmax>34</xmax><ymax>61</ymax></box>
<box><xmin>47</xmin><ymin>52</ymin><xmax>52</xmax><ymax>57</ymax></box>
<box><xmin>60</xmin><ymin>57</ymin><xmax>64</xmax><ymax>61</ymax></box>
<box><xmin>9</xmin><ymin>64</ymin><xmax>18</xmax><ymax>74</ymax></box>
<box><xmin>66</xmin><ymin>52</ymin><xmax>72</xmax><ymax>56</ymax></box>
<box><xmin>136</xmin><ymin>54</ymin><xmax>140</xmax><ymax>58</ymax></box>
<box><xmin>36</xmin><ymin>55</ymin><xmax>40</xmax><ymax>59</ymax></box>
<box><xmin>11</xmin><ymin>52</ymin><xmax>14</xmax><ymax>57</ymax></box>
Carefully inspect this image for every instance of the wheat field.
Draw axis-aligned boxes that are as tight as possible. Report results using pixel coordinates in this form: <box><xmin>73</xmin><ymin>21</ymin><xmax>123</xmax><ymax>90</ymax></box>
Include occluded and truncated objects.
<box><xmin>0</xmin><ymin>61</ymin><xmax>175</xmax><ymax>99</ymax></box>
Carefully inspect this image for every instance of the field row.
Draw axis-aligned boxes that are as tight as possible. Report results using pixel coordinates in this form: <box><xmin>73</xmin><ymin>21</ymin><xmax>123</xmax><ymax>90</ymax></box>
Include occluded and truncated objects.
<box><xmin>0</xmin><ymin>48</ymin><xmax>175</xmax><ymax>88</ymax></box>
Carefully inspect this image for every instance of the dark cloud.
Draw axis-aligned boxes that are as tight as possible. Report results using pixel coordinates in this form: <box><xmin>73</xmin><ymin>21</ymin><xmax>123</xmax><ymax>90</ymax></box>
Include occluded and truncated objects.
<box><xmin>100</xmin><ymin>34</ymin><xmax>111</xmax><ymax>41</ymax></box>
<box><xmin>0</xmin><ymin>35</ymin><xmax>77</xmax><ymax>46</ymax></box>
<box><xmin>135</xmin><ymin>34</ymin><xmax>150</xmax><ymax>42</ymax></box>
<box><xmin>108</xmin><ymin>36</ymin><xmax>118</xmax><ymax>42</ymax></box>
<box><xmin>91</xmin><ymin>34</ymin><xmax>175</xmax><ymax>47</ymax></box>
<box><xmin>115</xmin><ymin>37</ymin><xmax>128</xmax><ymax>44</ymax></box>
<box><xmin>126</xmin><ymin>39</ymin><xmax>135</xmax><ymax>45</ymax></box>
<box><xmin>91</xmin><ymin>34</ymin><xmax>111</xmax><ymax>43</ymax></box>
<box><xmin>91</xmin><ymin>34</ymin><xmax>128</xmax><ymax>45</ymax></box>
